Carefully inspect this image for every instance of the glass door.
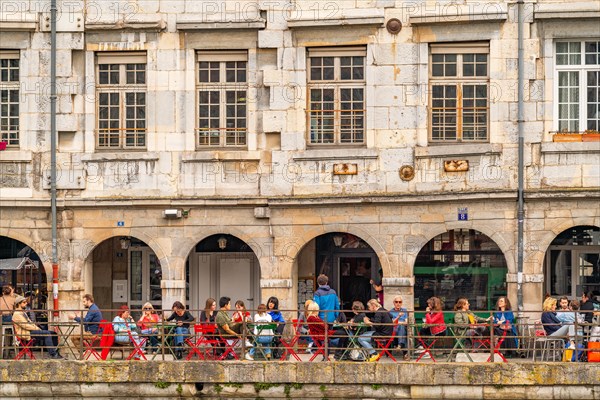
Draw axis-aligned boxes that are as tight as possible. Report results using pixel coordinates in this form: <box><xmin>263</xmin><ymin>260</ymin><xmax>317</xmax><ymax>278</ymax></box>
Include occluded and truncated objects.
<box><xmin>129</xmin><ymin>247</ymin><xmax>162</xmax><ymax>309</ymax></box>
<box><xmin>575</xmin><ymin>250</ymin><xmax>600</xmax><ymax>296</ymax></box>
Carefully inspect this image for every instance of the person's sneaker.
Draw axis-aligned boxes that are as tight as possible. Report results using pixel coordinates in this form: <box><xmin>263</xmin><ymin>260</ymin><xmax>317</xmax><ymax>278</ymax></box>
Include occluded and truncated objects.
<box><xmin>415</xmin><ymin>346</ymin><xmax>425</xmax><ymax>354</ymax></box>
<box><xmin>245</xmin><ymin>353</ymin><xmax>254</xmax><ymax>361</ymax></box>
<box><xmin>368</xmin><ymin>354</ymin><xmax>380</xmax><ymax>362</ymax></box>
<box><xmin>403</xmin><ymin>353</ymin><xmax>410</xmax><ymax>361</ymax></box>
<box><xmin>306</xmin><ymin>342</ymin><xmax>314</xmax><ymax>353</ymax></box>
<box><xmin>245</xmin><ymin>340</ymin><xmax>253</xmax><ymax>348</ymax></box>
<box><xmin>420</xmin><ymin>352</ymin><xmax>431</xmax><ymax>359</ymax></box>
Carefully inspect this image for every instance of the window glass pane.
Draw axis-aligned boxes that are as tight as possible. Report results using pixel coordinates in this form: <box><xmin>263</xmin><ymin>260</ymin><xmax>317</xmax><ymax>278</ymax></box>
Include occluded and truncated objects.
<box><xmin>586</xmin><ymin>41</ymin><xmax>600</xmax><ymax>65</ymax></box>
<box><xmin>588</xmin><ymin>71</ymin><xmax>600</xmax><ymax>131</ymax></box>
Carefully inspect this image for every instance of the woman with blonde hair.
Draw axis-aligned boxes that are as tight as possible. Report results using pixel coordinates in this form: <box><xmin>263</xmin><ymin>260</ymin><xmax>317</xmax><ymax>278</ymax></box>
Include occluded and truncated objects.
<box><xmin>541</xmin><ymin>297</ymin><xmax>575</xmax><ymax>347</ymax></box>
<box><xmin>138</xmin><ymin>302</ymin><xmax>161</xmax><ymax>353</ymax></box>
<box><xmin>306</xmin><ymin>301</ymin><xmax>347</xmax><ymax>360</ymax></box>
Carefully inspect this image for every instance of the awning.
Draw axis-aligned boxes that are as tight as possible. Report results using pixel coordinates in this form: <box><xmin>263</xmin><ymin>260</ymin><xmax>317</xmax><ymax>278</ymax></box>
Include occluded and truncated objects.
<box><xmin>0</xmin><ymin>257</ymin><xmax>39</xmax><ymax>270</ymax></box>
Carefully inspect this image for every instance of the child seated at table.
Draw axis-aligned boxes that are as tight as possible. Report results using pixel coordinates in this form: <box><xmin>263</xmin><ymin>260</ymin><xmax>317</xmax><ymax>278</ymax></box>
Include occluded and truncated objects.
<box><xmin>245</xmin><ymin>304</ymin><xmax>273</xmax><ymax>361</ymax></box>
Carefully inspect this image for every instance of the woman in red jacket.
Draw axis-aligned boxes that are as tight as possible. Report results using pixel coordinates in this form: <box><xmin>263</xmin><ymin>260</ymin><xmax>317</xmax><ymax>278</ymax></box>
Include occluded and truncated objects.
<box><xmin>417</xmin><ymin>297</ymin><xmax>446</xmax><ymax>350</ymax></box>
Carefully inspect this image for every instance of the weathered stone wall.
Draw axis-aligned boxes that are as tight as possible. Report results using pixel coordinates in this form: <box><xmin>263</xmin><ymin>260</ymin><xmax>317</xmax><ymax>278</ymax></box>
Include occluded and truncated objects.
<box><xmin>1</xmin><ymin>361</ymin><xmax>599</xmax><ymax>399</ymax></box>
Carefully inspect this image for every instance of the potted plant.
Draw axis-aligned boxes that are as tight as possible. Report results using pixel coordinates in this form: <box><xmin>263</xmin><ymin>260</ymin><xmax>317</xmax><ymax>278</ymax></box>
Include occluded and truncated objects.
<box><xmin>552</xmin><ymin>131</ymin><xmax>582</xmax><ymax>142</ymax></box>
<box><xmin>582</xmin><ymin>130</ymin><xmax>600</xmax><ymax>142</ymax></box>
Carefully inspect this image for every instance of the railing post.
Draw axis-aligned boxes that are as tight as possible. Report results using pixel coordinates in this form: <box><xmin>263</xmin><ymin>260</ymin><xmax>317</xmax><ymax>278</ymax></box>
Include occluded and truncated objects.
<box><xmin>489</xmin><ymin>315</ymin><xmax>495</xmax><ymax>363</ymax></box>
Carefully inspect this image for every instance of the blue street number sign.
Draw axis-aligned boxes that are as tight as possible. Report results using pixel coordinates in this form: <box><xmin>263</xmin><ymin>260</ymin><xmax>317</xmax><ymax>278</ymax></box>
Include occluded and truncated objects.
<box><xmin>458</xmin><ymin>207</ymin><xmax>468</xmax><ymax>221</ymax></box>
<box><xmin>117</xmin><ymin>221</ymin><xmax>125</xmax><ymax>227</ymax></box>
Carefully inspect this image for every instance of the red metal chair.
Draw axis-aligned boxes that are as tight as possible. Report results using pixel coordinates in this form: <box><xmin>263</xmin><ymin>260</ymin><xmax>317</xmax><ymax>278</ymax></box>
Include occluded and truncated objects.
<box><xmin>415</xmin><ymin>328</ymin><xmax>438</xmax><ymax>363</ymax></box>
<box><xmin>82</xmin><ymin>335</ymin><xmax>101</xmax><ymax>360</ymax></box>
<box><xmin>126</xmin><ymin>330</ymin><xmax>147</xmax><ymax>360</ymax></box>
<box><xmin>217</xmin><ymin>332</ymin><xmax>240</xmax><ymax>360</ymax></box>
<box><xmin>185</xmin><ymin>323</ymin><xmax>220</xmax><ymax>360</ymax></box>
<box><xmin>307</xmin><ymin>319</ymin><xmax>334</xmax><ymax>362</ymax></box>
<box><xmin>373</xmin><ymin>319</ymin><xmax>398</xmax><ymax>362</ymax></box>
<box><xmin>14</xmin><ymin>328</ymin><xmax>36</xmax><ymax>361</ymax></box>
<box><xmin>486</xmin><ymin>324</ymin><xmax>508</xmax><ymax>363</ymax></box>
<box><xmin>279</xmin><ymin>319</ymin><xmax>302</xmax><ymax>361</ymax></box>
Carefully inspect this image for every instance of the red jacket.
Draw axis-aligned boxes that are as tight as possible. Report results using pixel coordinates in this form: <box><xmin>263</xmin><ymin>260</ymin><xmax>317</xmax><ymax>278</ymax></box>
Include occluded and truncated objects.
<box><xmin>425</xmin><ymin>311</ymin><xmax>446</xmax><ymax>335</ymax></box>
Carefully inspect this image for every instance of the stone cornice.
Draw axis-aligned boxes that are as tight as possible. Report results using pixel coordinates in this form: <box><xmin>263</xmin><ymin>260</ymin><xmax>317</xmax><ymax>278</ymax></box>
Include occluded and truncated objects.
<box><xmin>287</xmin><ymin>16</ymin><xmax>384</xmax><ymax>28</ymax></box>
<box><xmin>1</xmin><ymin>190</ymin><xmax>598</xmax><ymax>209</ymax></box>
<box><xmin>176</xmin><ymin>20</ymin><xmax>266</xmax><ymax>30</ymax></box>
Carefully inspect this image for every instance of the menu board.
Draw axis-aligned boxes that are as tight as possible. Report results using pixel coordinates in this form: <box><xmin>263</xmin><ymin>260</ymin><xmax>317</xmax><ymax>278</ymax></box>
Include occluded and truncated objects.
<box><xmin>298</xmin><ymin>277</ymin><xmax>316</xmax><ymax>310</ymax></box>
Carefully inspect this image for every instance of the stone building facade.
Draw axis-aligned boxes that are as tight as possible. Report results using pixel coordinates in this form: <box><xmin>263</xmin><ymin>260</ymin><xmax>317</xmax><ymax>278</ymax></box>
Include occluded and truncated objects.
<box><xmin>0</xmin><ymin>0</ymin><xmax>598</xmax><ymax>316</ymax></box>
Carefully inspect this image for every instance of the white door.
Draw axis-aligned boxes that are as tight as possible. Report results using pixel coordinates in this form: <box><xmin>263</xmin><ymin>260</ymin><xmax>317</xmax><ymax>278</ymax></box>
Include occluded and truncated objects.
<box><xmin>191</xmin><ymin>253</ymin><xmax>258</xmax><ymax>311</ymax></box>
<box><xmin>219</xmin><ymin>256</ymin><xmax>255</xmax><ymax>310</ymax></box>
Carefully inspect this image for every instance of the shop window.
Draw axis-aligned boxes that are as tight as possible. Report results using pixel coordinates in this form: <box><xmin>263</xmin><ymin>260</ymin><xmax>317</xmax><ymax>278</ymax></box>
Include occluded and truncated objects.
<box><xmin>414</xmin><ymin>229</ymin><xmax>507</xmax><ymax>313</ymax></box>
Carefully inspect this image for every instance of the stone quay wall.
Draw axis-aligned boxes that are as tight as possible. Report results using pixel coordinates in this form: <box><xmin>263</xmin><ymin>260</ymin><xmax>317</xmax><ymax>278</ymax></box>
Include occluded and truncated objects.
<box><xmin>1</xmin><ymin>361</ymin><xmax>600</xmax><ymax>399</ymax></box>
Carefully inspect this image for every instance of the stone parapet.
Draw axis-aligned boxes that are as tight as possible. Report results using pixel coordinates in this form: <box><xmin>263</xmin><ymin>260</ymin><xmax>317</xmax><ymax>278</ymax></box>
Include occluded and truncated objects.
<box><xmin>1</xmin><ymin>361</ymin><xmax>599</xmax><ymax>398</ymax></box>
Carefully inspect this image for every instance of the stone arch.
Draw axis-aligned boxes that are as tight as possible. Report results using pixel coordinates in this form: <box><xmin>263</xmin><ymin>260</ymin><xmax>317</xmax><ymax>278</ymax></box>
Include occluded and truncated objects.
<box><xmin>171</xmin><ymin>226</ymin><xmax>268</xmax><ymax>262</ymax></box>
<box><xmin>536</xmin><ymin>219</ymin><xmax>600</xmax><ymax>257</ymax></box>
<box><xmin>286</xmin><ymin>224</ymin><xmax>390</xmax><ymax>279</ymax></box>
<box><xmin>409</xmin><ymin>222</ymin><xmax>514</xmax><ymax>274</ymax></box>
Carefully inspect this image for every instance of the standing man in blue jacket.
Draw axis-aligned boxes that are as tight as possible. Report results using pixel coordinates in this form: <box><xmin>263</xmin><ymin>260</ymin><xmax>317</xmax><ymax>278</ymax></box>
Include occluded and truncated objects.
<box><xmin>313</xmin><ymin>274</ymin><xmax>340</xmax><ymax>325</ymax></box>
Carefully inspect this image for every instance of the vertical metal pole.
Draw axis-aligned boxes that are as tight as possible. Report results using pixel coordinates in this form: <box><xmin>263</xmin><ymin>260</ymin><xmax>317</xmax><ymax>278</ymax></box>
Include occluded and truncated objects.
<box><xmin>516</xmin><ymin>0</ymin><xmax>525</xmax><ymax>316</ymax></box>
<box><xmin>50</xmin><ymin>0</ymin><xmax>59</xmax><ymax>316</ymax></box>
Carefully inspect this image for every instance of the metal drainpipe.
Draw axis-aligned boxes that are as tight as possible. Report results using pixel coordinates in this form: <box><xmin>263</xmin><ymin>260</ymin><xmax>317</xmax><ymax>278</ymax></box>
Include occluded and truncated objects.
<box><xmin>50</xmin><ymin>0</ymin><xmax>59</xmax><ymax>316</ymax></box>
<box><xmin>516</xmin><ymin>0</ymin><xmax>525</xmax><ymax>316</ymax></box>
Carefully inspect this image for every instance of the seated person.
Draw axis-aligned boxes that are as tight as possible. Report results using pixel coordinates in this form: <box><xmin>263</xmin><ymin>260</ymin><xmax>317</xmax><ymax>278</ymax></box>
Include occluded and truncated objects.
<box><xmin>541</xmin><ymin>297</ymin><xmax>576</xmax><ymax>348</ymax></box>
<box><xmin>215</xmin><ymin>296</ymin><xmax>249</xmax><ymax>355</ymax></box>
<box><xmin>112</xmin><ymin>305</ymin><xmax>145</xmax><ymax>359</ymax></box>
<box><xmin>416</xmin><ymin>297</ymin><xmax>447</xmax><ymax>354</ymax></box>
<box><xmin>69</xmin><ymin>293</ymin><xmax>103</xmax><ymax>350</ymax></box>
<box><xmin>138</xmin><ymin>302</ymin><xmax>161</xmax><ymax>353</ymax></box>
<box><xmin>453</xmin><ymin>297</ymin><xmax>491</xmax><ymax>347</ymax></box>
<box><xmin>306</xmin><ymin>301</ymin><xmax>347</xmax><ymax>360</ymax></box>
<box><xmin>358</xmin><ymin>299</ymin><xmax>393</xmax><ymax>362</ymax></box>
<box><xmin>233</xmin><ymin>300</ymin><xmax>252</xmax><ymax>323</ymax></box>
<box><xmin>389</xmin><ymin>296</ymin><xmax>409</xmax><ymax>360</ymax></box>
<box><xmin>297</xmin><ymin>300</ymin><xmax>315</xmax><ymax>352</ymax></box>
<box><xmin>13</xmin><ymin>295</ymin><xmax>63</xmax><ymax>359</ymax></box>
<box><xmin>200</xmin><ymin>297</ymin><xmax>217</xmax><ymax>325</ymax></box>
<box><xmin>165</xmin><ymin>301</ymin><xmax>195</xmax><ymax>360</ymax></box>
<box><xmin>493</xmin><ymin>296</ymin><xmax>518</xmax><ymax>354</ymax></box>
<box><xmin>245</xmin><ymin>304</ymin><xmax>274</xmax><ymax>361</ymax></box>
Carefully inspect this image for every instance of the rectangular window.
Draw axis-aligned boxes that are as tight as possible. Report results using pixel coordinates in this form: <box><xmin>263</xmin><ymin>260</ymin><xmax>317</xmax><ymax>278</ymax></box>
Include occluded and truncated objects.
<box><xmin>429</xmin><ymin>43</ymin><xmax>489</xmax><ymax>143</ymax></box>
<box><xmin>197</xmin><ymin>51</ymin><xmax>247</xmax><ymax>148</ymax></box>
<box><xmin>0</xmin><ymin>50</ymin><xmax>20</xmax><ymax>147</ymax></box>
<box><xmin>555</xmin><ymin>41</ymin><xmax>600</xmax><ymax>132</ymax></box>
<box><xmin>96</xmin><ymin>52</ymin><xmax>147</xmax><ymax>149</ymax></box>
<box><xmin>307</xmin><ymin>47</ymin><xmax>366</xmax><ymax>145</ymax></box>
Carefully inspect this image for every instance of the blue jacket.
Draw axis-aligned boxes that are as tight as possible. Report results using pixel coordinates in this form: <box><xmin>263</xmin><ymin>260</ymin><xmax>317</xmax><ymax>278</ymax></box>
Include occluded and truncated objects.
<box><xmin>74</xmin><ymin>303</ymin><xmax>103</xmax><ymax>334</ymax></box>
<box><xmin>313</xmin><ymin>285</ymin><xmax>340</xmax><ymax>323</ymax></box>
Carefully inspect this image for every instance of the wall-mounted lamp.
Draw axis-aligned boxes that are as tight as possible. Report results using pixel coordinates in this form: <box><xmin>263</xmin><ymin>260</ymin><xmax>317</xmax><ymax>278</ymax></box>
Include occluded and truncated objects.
<box><xmin>120</xmin><ymin>237</ymin><xmax>131</xmax><ymax>249</ymax></box>
<box><xmin>217</xmin><ymin>236</ymin><xmax>228</xmax><ymax>250</ymax></box>
<box><xmin>163</xmin><ymin>209</ymin><xmax>182</xmax><ymax>219</ymax></box>
<box><xmin>333</xmin><ymin>234</ymin><xmax>344</xmax><ymax>247</ymax></box>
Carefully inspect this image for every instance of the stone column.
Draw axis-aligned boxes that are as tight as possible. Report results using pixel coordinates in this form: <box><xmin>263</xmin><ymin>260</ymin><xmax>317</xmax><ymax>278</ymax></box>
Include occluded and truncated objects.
<box><xmin>382</xmin><ymin>277</ymin><xmax>414</xmax><ymax>311</ymax></box>
<box><xmin>161</xmin><ymin>280</ymin><xmax>187</xmax><ymax>310</ymax></box>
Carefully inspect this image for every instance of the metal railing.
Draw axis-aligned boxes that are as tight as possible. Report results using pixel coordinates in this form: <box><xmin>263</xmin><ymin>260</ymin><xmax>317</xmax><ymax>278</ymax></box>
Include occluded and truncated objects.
<box><xmin>1</xmin><ymin>308</ymin><xmax>598</xmax><ymax>362</ymax></box>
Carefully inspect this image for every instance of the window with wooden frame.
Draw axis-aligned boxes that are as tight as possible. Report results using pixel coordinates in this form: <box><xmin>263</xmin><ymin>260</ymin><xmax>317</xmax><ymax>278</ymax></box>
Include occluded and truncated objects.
<box><xmin>555</xmin><ymin>40</ymin><xmax>600</xmax><ymax>132</ymax></box>
<box><xmin>197</xmin><ymin>51</ymin><xmax>248</xmax><ymax>148</ymax></box>
<box><xmin>95</xmin><ymin>52</ymin><xmax>147</xmax><ymax>149</ymax></box>
<box><xmin>307</xmin><ymin>47</ymin><xmax>366</xmax><ymax>145</ymax></box>
<box><xmin>429</xmin><ymin>43</ymin><xmax>489</xmax><ymax>143</ymax></box>
<box><xmin>0</xmin><ymin>50</ymin><xmax>20</xmax><ymax>147</ymax></box>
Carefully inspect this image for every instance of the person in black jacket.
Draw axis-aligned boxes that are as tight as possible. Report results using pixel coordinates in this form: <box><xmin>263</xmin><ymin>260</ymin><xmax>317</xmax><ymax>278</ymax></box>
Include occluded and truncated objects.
<box><xmin>357</xmin><ymin>299</ymin><xmax>393</xmax><ymax>362</ymax></box>
<box><xmin>166</xmin><ymin>301</ymin><xmax>195</xmax><ymax>359</ymax></box>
